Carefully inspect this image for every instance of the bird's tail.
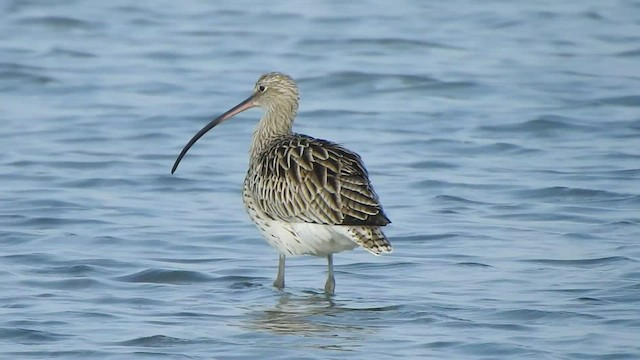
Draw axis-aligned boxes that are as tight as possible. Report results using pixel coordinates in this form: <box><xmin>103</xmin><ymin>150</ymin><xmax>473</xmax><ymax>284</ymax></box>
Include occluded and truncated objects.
<box><xmin>348</xmin><ymin>226</ymin><xmax>393</xmax><ymax>255</ymax></box>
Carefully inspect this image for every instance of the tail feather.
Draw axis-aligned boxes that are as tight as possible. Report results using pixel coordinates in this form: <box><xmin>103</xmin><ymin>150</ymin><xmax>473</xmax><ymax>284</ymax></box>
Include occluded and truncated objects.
<box><xmin>348</xmin><ymin>226</ymin><xmax>392</xmax><ymax>255</ymax></box>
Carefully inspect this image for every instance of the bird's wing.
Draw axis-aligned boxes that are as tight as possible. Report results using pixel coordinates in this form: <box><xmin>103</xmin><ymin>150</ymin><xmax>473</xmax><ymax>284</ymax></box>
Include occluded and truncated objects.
<box><xmin>249</xmin><ymin>136</ymin><xmax>391</xmax><ymax>226</ymax></box>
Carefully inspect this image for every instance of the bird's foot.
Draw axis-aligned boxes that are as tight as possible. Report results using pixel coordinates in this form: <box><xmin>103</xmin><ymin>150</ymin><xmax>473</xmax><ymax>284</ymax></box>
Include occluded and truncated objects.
<box><xmin>273</xmin><ymin>254</ymin><xmax>285</xmax><ymax>290</ymax></box>
<box><xmin>273</xmin><ymin>277</ymin><xmax>285</xmax><ymax>290</ymax></box>
<box><xmin>324</xmin><ymin>275</ymin><xmax>335</xmax><ymax>295</ymax></box>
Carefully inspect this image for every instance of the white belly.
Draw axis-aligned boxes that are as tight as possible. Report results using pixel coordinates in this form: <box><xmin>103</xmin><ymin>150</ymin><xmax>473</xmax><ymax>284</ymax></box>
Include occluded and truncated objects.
<box><xmin>243</xmin><ymin>183</ymin><xmax>358</xmax><ymax>256</ymax></box>
<box><xmin>243</xmin><ymin>200</ymin><xmax>354</xmax><ymax>256</ymax></box>
<box><xmin>254</xmin><ymin>217</ymin><xmax>358</xmax><ymax>256</ymax></box>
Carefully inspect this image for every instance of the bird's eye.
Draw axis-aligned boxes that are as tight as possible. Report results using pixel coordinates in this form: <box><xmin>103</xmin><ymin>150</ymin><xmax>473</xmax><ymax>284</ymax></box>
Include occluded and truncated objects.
<box><xmin>258</xmin><ymin>85</ymin><xmax>266</xmax><ymax>93</ymax></box>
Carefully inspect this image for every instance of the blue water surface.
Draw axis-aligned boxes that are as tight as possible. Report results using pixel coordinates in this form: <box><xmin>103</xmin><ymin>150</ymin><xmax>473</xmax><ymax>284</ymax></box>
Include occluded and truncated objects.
<box><xmin>1</xmin><ymin>1</ymin><xmax>639</xmax><ymax>359</ymax></box>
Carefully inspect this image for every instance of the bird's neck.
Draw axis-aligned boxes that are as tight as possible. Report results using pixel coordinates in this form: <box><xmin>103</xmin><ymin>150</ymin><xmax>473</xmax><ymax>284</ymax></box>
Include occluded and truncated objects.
<box><xmin>250</xmin><ymin>102</ymin><xmax>297</xmax><ymax>159</ymax></box>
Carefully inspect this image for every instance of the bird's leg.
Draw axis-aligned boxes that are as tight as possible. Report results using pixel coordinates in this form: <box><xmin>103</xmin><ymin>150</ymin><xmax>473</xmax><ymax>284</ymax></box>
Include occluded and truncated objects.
<box><xmin>324</xmin><ymin>254</ymin><xmax>335</xmax><ymax>295</ymax></box>
<box><xmin>273</xmin><ymin>254</ymin><xmax>285</xmax><ymax>289</ymax></box>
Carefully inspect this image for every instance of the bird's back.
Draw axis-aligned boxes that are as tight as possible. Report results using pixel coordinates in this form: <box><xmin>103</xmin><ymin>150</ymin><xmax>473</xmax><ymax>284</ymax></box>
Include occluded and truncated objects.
<box><xmin>246</xmin><ymin>134</ymin><xmax>391</xmax><ymax>227</ymax></box>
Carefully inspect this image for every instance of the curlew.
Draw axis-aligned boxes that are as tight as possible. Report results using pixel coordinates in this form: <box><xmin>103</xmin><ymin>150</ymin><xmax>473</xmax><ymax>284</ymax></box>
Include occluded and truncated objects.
<box><xmin>171</xmin><ymin>72</ymin><xmax>392</xmax><ymax>294</ymax></box>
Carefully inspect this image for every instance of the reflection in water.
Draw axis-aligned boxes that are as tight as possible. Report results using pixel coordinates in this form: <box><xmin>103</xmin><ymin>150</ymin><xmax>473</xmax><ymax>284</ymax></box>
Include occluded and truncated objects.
<box><xmin>249</xmin><ymin>292</ymin><xmax>348</xmax><ymax>335</ymax></box>
<box><xmin>245</xmin><ymin>291</ymin><xmax>394</xmax><ymax>350</ymax></box>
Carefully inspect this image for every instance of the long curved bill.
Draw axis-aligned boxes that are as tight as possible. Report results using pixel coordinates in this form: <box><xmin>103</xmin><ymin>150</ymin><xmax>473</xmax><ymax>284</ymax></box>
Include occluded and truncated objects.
<box><xmin>171</xmin><ymin>94</ymin><xmax>256</xmax><ymax>174</ymax></box>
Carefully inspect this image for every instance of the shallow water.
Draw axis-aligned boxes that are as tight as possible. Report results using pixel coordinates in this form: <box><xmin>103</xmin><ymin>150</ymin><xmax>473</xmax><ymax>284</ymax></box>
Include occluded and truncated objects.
<box><xmin>1</xmin><ymin>0</ymin><xmax>639</xmax><ymax>359</ymax></box>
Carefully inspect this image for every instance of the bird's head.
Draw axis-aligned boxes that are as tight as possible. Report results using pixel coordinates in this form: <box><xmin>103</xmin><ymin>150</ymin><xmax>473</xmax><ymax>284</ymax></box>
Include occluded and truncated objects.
<box><xmin>251</xmin><ymin>72</ymin><xmax>299</xmax><ymax>111</ymax></box>
<box><xmin>171</xmin><ymin>72</ymin><xmax>299</xmax><ymax>174</ymax></box>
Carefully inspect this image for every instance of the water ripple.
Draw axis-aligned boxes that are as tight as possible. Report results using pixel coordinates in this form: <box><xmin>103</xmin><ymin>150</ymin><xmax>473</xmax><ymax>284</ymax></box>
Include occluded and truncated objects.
<box><xmin>117</xmin><ymin>335</ymin><xmax>196</xmax><ymax>347</ymax></box>
<box><xmin>18</xmin><ymin>16</ymin><xmax>101</xmax><ymax>30</ymax></box>
<box><xmin>513</xmin><ymin>186</ymin><xmax>635</xmax><ymax>203</ymax></box>
<box><xmin>116</xmin><ymin>269</ymin><xmax>215</xmax><ymax>284</ymax></box>
<box><xmin>523</xmin><ymin>256</ymin><xmax>634</xmax><ymax>268</ymax></box>
<box><xmin>1</xmin><ymin>1</ymin><xmax>639</xmax><ymax>359</ymax></box>
<box><xmin>478</xmin><ymin>115</ymin><xmax>596</xmax><ymax>136</ymax></box>
<box><xmin>0</xmin><ymin>328</ymin><xmax>71</xmax><ymax>344</ymax></box>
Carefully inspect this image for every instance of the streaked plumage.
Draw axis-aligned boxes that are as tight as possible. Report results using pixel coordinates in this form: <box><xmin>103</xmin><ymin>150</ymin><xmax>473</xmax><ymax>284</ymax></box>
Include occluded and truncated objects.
<box><xmin>248</xmin><ymin>135</ymin><xmax>390</xmax><ymax>228</ymax></box>
<box><xmin>172</xmin><ymin>72</ymin><xmax>392</xmax><ymax>294</ymax></box>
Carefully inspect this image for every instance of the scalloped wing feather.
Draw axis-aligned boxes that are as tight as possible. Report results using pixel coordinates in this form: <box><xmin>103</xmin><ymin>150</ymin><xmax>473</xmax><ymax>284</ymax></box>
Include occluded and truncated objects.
<box><xmin>249</xmin><ymin>135</ymin><xmax>391</xmax><ymax>226</ymax></box>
